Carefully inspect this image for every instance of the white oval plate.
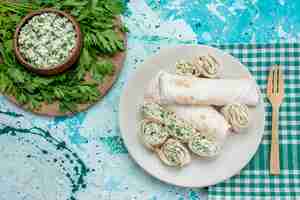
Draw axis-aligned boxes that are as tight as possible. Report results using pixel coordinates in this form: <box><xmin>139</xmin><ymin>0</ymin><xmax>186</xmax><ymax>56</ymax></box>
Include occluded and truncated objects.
<box><xmin>119</xmin><ymin>45</ymin><xmax>265</xmax><ymax>187</ymax></box>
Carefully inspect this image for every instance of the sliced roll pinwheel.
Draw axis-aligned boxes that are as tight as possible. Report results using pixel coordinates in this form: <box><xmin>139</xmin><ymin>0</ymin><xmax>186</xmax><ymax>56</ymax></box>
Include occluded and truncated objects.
<box><xmin>221</xmin><ymin>103</ymin><xmax>250</xmax><ymax>133</ymax></box>
<box><xmin>193</xmin><ymin>54</ymin><xmax>220</xmax><ymax>78</ymax></box>
<box><xmin>157</xmin><ymin>138</ymin><xmax>191</xmax><ymax>167</ymax></box>
<box><xmin>176</xmin><ymin>60</ymin><xmax>201</xmax><ymax>77</ymax></box>
<box><xmin>165</xmin><ymin>116</ymin><xmax>198</xmax><ymax>143</ymax></box>
<box><xmin>140</xmin><ymin>119</ymin><xmax>169</xmax><ymax>150</ymax></box>
<box><xmin>141</xmin><ymin>102</ymin><xmax>173</xmax><ymax>122</ymax></box>
<box><xmin>188</xmin><ymin>132</ymin><xmax>221</xmax><ymax>158</ymax></box>
<box><xmin>142</xmin><ymin>102</ymin><xmax>197</xmax><ymax>143</ymax></box>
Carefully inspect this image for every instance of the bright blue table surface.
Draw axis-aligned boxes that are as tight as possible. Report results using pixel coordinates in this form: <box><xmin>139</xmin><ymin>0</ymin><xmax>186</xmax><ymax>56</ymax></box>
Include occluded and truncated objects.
<box><xmin>0</xmin><ymin>0</ymin><xmax>298</xmax><ymax>199</ymax></box>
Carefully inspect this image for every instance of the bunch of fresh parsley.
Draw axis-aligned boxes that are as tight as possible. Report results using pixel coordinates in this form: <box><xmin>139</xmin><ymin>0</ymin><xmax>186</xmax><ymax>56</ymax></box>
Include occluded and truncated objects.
<box><xmin>0</xmin><ymin>0</ymin><xmax>126</xmax><ymax>113</ymax></box>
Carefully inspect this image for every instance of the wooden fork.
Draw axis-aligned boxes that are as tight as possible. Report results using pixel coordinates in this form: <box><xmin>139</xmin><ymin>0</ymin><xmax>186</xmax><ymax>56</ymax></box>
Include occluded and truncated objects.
<box><xmin>267</xmin><ymin>65</ymin><xmax>285</xmax><ymax>175</ymax></box>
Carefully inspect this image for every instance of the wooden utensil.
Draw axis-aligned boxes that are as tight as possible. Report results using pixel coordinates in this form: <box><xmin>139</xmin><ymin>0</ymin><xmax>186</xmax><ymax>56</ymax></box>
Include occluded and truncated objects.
<box><xmin>267</xmin><ymin>65</ymin><xmax>285</xmax><ymax>175</ymax></box>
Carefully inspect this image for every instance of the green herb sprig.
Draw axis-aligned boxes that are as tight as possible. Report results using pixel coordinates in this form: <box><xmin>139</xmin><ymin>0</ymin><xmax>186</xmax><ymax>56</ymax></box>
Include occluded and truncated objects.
<box><xmin>0</xmin><ymin>0</ymin><xmax>126</xmax><ymax>113</ymax></box>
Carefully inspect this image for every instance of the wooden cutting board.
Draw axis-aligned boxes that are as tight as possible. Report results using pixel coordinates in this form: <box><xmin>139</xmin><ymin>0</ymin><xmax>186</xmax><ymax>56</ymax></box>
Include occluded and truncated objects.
<box><xmin>1</xmin><ymin>15</ymin><xmax>127</xmax><ymax>116</ymax></box>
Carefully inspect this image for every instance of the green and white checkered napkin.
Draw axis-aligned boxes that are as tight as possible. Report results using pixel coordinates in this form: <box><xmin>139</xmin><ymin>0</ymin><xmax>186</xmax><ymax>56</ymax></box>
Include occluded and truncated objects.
<box><xmin>208</xmin><ymin>43</ymin><xmax>300</xmax><ymax>200</ymax></box>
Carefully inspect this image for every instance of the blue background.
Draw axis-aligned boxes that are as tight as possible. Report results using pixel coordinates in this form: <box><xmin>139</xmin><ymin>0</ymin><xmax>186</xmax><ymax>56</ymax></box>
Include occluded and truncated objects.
<box><xmin>1</xmin><ymin>0</ymin><xmax>298</xmax><ymax>199</ymax></box>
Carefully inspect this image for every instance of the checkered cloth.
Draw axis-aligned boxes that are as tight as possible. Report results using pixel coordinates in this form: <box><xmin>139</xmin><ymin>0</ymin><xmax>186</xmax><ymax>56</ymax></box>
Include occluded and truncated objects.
<box><xmin>208</xmin><ymin>43</ymin><xmax>300</xmax><ymax>200</ymax></box>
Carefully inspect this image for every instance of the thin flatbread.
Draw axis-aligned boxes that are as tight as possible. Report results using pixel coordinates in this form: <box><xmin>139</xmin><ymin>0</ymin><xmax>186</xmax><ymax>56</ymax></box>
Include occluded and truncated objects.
<box><xmin>167</xmin><ymin>105</ymin><xmax>230</xmax><ymax>145</ymax></box>
<box><xmin>152</xmin><ymin>71</ymin><xmax>260</xmax><ymax>106</ymax></box>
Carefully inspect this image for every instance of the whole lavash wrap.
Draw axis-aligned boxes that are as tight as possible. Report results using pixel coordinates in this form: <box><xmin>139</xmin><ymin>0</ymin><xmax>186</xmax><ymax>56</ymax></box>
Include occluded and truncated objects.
<box><xmin>144</xmin><ymin>71</ymin><xmax>163</xmax><ymax>103</ymax></box>
<box><xmin>168</xmin><ymin>105</ymin><xmax>230</xmax><ymax>157</ymax></box>
<box><xmin>146</xmin><ymin>71</ymin><xmax>260</xmax><ymax>106</ymax></box>
<box><xmin>167</xmin><ymin>105</ymin><xmax>230</xmax><ymax>146</ymax></box>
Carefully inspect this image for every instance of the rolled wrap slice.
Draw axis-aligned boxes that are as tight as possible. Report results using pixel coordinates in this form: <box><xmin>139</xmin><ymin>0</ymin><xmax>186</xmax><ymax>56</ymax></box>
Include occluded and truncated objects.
<box><xmin>188</xmin><ymin>132</ymin><xmax>221</xmax><ymax>157</ymax></box>
<box><xmin>140</xmin><ymin>120</ymin><xmax>169</xmax><ymax>150</ymax></box>
<box><xmin>176</xmin><ymin>60</ymin><xmax>201</xmax><ymax>77</ymax></box>
<box><xmin>221</xmin><ymin>103</ymin><xmax>250</xmax><ymax>133</ymax></box>
<box><xmin>141</xmin><ymin>102</ymin><xmax>197</xmax><ymax>143</ymax></box>
<box><xmin>157</xmin><ymin>138</ymin><xmax>191</xmax><ymax>167</ymax></box>
<box><xmin>166</xmin><ymin>116</ymin><xmax>198</xmax><ymax>143</ymax></box>
<box><xmin>158</xmin><ymin>71</ymin><xmax>260</xmax><ymax>106</ymax></box>
<box><xmin>141</xmin><ymin>102</ymin><xmax>173</xmax><ymax>122</ymax></box>
<box><xmin>193</xmin><ymin>54</ymin><xmax>220</xmax><ymax>78</ymax></box>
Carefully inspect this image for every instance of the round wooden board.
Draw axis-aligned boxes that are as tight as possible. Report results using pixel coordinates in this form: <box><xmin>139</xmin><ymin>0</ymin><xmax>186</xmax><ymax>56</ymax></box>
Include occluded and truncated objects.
<box><xmin>5</xmin><ymin>32</ymin><xmax>127</xmax><ymax>117</ymax></box>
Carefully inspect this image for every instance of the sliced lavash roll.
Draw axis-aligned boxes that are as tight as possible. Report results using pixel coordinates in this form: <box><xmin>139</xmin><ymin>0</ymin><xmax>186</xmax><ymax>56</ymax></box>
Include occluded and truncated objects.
<box><xmin>165</xmin><ymin>115</ymin><xmax>198</xmax><ymax>143</ymax></box>
<box><xmin>158</xmin><ymin>71</ymin><xmax>260</xmax><ymax>106</ymax></box>
<box><xmin>221</xmin><ymin>103</ymin><xmax>250</xmax><ymax>133</ymax></box>
<box><xmin>175</xmin><ymin>60</ymin><xmax>201</xmax><ymax>77</ymax></box>
<box><xmin>141</xmin><ymin>102</ymin><xmax>197</xmax><ymax>143</ymax></box>
<box><xmin>140</xmin><ymin>119</ymin><xmax>169</xmax><ymax>150</ymax></box>
<box><xmin>141</xmin><ymin>101</ymin><xmax>173</xmax><ymax>122</ymax></box>
<box><xmin>193</xmin><ymin>54</ymin><xmax>220</xmax><ymax>78</ymax></box>
<box><xmin>156</xmin><ymin>138</ymin><xmax>191</xmax><ymax>167</ymax></box>
<box><xmin>188</xmin><ymin>132</ymin><xmax>221</xmax><ymax>157</ymax></box>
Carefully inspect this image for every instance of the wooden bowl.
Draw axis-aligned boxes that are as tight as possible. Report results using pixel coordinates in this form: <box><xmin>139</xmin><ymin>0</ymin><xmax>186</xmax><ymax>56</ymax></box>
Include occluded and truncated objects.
<box><xmin>13</xmin><ymin>8</ymin><xmax>82</xmax><ymax>76</ymax></box>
